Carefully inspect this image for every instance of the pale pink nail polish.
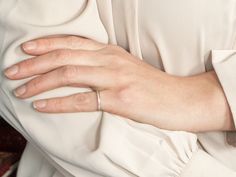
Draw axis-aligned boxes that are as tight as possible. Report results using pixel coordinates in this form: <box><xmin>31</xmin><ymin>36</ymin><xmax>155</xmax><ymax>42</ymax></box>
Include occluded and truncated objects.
<box><xmin>14</xmin><ymin>85</ymin><xmax>26</xmax><ymax>97</ymax></box>
<box><xmin>23</xmin><ymin>41</ymin><xmax>37</xmax><ymax>51</ymax></box>
<box><xmin>33</xmin><ymin>100</ymin><xmax>47</xmax><ymax>109</ymax></box>
<box><xmin>4</xmin><ymin>65</ymin><xmax>19</xmax><ymax>77</ymax></box>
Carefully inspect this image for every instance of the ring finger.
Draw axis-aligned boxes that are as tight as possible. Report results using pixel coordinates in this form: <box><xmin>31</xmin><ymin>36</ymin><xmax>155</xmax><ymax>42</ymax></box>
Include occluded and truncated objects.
<box><xmin>33</xmin><ymin>90</ymin><xmax>109</xmax><ymax>113</ymax></box>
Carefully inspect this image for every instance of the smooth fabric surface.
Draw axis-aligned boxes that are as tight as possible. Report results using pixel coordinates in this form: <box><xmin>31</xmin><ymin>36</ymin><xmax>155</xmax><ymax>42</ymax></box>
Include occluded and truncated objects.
<box><xmin>0</xmin><ymin>0</ymin><xmax>236</xmax><ymax>176</ymax></box>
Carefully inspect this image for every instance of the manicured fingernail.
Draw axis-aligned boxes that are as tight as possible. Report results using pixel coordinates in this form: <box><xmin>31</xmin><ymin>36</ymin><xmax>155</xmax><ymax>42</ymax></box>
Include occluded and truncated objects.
<box><xmin>4</xmin><ymin>65</ymin><xmax>19</xmax><ymax>77</ymax></box>
<box><xmin>14</xmin><ymin>85</ymin><xmax>26</xmax><ymax>97</ymax></box>
<box><xmin>33</xmin><ymin>100</ymin><xmax>47</xmax><ymax>109</ymax></box>
<box><xmin>23</xmin><ymin>41</ymin><xmax>37</xmax><ymax>51</ymax></box>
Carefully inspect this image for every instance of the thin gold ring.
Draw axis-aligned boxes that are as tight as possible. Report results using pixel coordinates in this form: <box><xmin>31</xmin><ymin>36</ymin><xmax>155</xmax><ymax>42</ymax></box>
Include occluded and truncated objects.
<box><xmin>96</xmin><ymin>90</ymin><xmax>102</xmax><ymax>111</ymax></box>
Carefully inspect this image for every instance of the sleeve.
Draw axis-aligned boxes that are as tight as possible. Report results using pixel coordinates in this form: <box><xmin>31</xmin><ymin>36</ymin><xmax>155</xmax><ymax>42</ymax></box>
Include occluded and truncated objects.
<box><xmin>212</xmin><ymin>50</ymin><xmax>236</xmax><ymax>124</ymax></box>
<box><xmin>0</xmin><ymin>0</ymin><xmax>200</xmax><ymax>177</ymax></box>
<box><xmin>211</xmin><ymin>50</ymin><xmax>236</xmax><ymax>145</ymax></box>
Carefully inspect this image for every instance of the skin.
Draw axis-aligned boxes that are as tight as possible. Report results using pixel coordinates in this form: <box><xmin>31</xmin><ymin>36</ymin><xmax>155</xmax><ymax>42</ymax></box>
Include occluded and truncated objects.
<box><xmin>3</xmin><ymin>36</ymin><xmax>235</xmax><ymax>132</ymax></box>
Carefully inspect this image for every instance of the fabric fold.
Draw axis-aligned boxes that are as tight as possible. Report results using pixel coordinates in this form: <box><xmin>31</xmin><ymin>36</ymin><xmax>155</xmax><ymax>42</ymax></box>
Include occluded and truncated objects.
<box><xmin>1</xmin><ymin>0</ymin><xmax>236</xmax><ymax>176</ymax></box>
<box><xmin>212</xmin><ymin>50</ymin><xmax>236</xmax><ymax>146</ymax></box>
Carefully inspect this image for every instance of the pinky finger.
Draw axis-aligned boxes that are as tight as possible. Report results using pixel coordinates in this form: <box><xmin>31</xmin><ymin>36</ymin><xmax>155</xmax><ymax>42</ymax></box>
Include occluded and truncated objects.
<box><xmin>33</xmin><ymin>91</ymin><xmax>100</xmax><ymax>113</ymax></box>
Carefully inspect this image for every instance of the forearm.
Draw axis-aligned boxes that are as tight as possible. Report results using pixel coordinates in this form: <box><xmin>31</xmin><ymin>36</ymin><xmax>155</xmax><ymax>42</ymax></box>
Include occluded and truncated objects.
<box><xmin>181</xmin><ymin>70</ymin><xmax>235</xmax><ymax>132</ymax></box>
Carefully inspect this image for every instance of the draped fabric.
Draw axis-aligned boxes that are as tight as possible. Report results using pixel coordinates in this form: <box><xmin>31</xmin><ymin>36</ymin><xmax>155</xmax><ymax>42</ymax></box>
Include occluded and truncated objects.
<box><xmin>0</xmin><ymin>0</ymin><xmax>236</xmax><ymax>176</ymax></box>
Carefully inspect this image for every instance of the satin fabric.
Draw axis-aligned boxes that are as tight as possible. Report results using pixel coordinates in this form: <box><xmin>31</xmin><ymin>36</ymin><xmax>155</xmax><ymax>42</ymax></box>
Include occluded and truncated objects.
<box><xmin>0</xmin><ymin>0</ymin><xmax>236</xmax><ymax>176</ymax></box>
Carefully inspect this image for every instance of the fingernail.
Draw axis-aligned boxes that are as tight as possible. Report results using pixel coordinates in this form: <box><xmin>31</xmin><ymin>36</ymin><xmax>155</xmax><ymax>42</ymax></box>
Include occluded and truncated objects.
<box><xmin>4</xmin><ymin>65</ymin><xmax>19</xmax><ymax>77</ymax></box>
<box><xmin>14</xmin><ymin>85</ymin><xmax>26</xmax><ymax>97</ymax></box>
<box><xmin>23</xmin><ymin>41</ymin><xmax>37</xmax><ymax>51</ymax></box>
<box><xmin>33</xmin><ymin>100</ymin><xmax>47</xmax><ymax>109</ymax></box>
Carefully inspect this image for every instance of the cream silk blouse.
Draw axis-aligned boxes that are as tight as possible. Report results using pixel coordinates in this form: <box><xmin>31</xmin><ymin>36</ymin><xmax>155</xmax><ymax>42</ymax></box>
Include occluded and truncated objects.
<box><xmin>0</xmin><ymin>0</ymin><xmax>236</xmax><ymax>176</ymax></box>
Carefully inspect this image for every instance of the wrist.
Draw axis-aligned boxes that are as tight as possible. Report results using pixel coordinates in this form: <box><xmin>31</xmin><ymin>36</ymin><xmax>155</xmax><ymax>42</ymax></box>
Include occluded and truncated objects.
<box><xmin>184</xmin><ymin>71</ymin><xmax>234</xmax><ymax>132</ymax></box>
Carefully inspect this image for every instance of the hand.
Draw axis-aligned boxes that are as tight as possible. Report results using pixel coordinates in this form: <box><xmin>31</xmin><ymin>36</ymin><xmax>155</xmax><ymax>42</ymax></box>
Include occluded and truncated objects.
<box><xmin>4</xmin><ymin>36</ymin><xmax>234</xmax><ymax>132</ymax></box>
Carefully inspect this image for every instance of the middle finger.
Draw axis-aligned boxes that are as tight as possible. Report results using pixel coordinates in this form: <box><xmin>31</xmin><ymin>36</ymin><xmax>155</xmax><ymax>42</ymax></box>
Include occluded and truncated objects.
<box><xmin>13</xmin><ymin>65</ymin><xmax>115</xmax><ymax>99</ymax></box>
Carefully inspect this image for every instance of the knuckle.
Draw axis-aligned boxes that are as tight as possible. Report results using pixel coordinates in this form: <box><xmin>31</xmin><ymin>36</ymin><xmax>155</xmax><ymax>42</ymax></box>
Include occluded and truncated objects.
<box><xmin>75</xmin><ymin>50</ymin><xmax>89</xmax><ymax>58</ymax></box>
<box><xmin>53</xmin><ymin>99</ymin><xmax>64</xmax><ymax>111</ymax></box>
<box><xmin>108</xmin><ymin>44</ymin><xmax>125</xmax><ymax>52</ymax></box>
<box><xmin>52</xmin><ymin>49</ymin><xmax>73</xmax><ymax>66</ymax></box>
<box><xmin>21</xmin><ymin>58</ymin><xmax>36</xmax><ymax>69</ymax></box>
<box><xmin>102</xmin><ymin>52</ymin><xmax>122</xmax><ymax>66</ymax></box>
<box><xmin>107</xmin><ymin>44</ymin><xmax>118</xmax><ymax>49</ymax></box>
<box><xmin>60</xmin><ymin>65</ymin><xmax>78</xmax><ymax>83</ymax></box>
<box><xmin>116</xmin><ymin>67</ymin><xmax>131</xmax><ymax>84</ymax></box>
<box><xmin>38</xmin><ymin>38</ymin><xmax>54</xmax><ymax>48</ymax></box>
<box><xmin>65</xmin><ymin>36</ymin><xmax>80</xmax><ymax>48</ymax></box>
<box><xmin>67</xmin><ymin>36</ymin><xmax>89</xmax><ymax>48</ymax></box>
<box><xmin>73</xmin><ymin>93</ymin><xmax>90</xmax><ymax>110</ymax></box>
<box><xmin>29</xmin><ymin>79</ymin><xmax>41</xmax><ymax>91</ymax></box>
<box><xmin>117</xmin><ymin>87</ymin><xmax>133</xmax><ymax>104</ymax></box>
<box><xmin>53</xmin><ymin>49</ymin><xmax>72</xmax><ymax>60</ymax></box>
<box><xmin>102</xmin><ymin>48</ymin><xmax>127</xmax><ymax>66</ymax></box>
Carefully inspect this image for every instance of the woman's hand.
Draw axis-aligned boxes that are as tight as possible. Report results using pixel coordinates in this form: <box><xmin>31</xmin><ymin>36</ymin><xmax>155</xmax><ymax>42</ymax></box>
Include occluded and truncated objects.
<box><xmin>4</xmin><ymin>36</ymin><xmax>234</xmax><ymax>132</ymax></box>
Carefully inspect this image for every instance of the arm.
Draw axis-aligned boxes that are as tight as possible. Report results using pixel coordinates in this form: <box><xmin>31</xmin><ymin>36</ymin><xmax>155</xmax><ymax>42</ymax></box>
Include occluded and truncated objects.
<box><xmin>179</xmin><ymin>70</ymin><xmax>234</xmax><ymax>132</ymax></box>
<box><xmin>0</xmin><ymin>1</ymin><xmax>201</xmax><ymax>177</ymax></box>
<box><xmin>4</xmin><ymin>36</ymin><xmax>235</xmax><ymax>132</ymax></box>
